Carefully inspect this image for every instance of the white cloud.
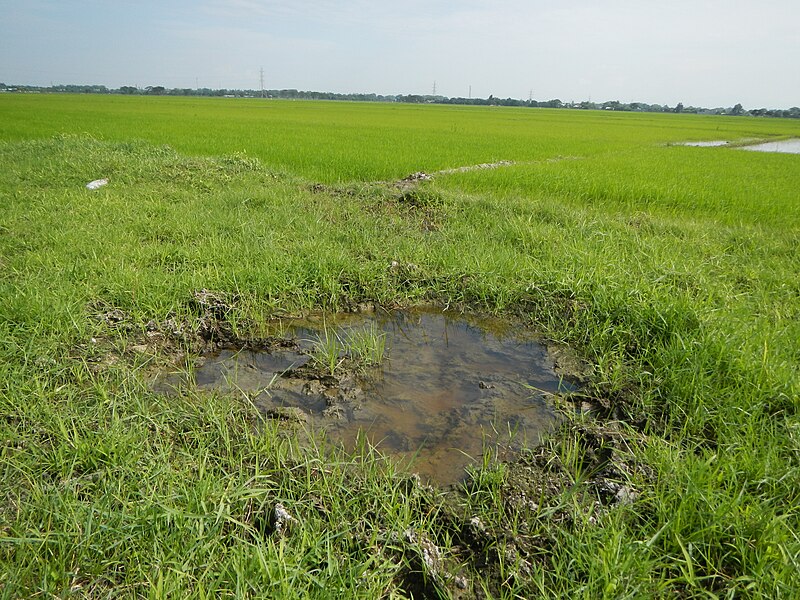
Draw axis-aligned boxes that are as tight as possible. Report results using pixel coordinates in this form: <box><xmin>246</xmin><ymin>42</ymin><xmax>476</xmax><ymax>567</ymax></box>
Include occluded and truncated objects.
<box><xmin>2</xmin><ymin>0</ymin><xmax>798</xmax><ymax>105</ymax></box>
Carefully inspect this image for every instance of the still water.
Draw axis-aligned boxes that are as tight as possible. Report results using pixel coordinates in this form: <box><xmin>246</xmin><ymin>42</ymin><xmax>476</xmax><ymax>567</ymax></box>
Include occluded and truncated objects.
<box><xmin>154</xmin><ymin>309</ymin><xmax>575</xmax><ymax>484</ymax></box>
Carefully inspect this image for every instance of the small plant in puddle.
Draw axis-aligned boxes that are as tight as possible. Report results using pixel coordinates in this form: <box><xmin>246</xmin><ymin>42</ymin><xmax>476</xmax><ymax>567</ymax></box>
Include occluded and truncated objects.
<box><xmin>308</xmin><ymin>321</ymin><xmax>387</xmax><ymax>375</ymax></box>
<box><xmin>343</xmin><ymin>322</ymin><xmax>387</xmax><ymax>367</ymax></box>
<box><xmin>310</xmin><ymin>327</ymin><xmax>345</xmax><ymax>376</ymax></box>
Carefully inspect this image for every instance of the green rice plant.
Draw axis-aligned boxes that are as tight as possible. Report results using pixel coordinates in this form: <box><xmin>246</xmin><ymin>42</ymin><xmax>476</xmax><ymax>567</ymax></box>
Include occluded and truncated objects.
<box><xmin>4</xmin><ymin>94</ymin><xmax>798</xmax><ymax>185</ymax></box>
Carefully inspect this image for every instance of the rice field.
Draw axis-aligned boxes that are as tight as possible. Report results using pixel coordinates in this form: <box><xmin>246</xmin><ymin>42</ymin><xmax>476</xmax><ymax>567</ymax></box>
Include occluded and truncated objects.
<box><xmin>1</xmin><ymin>94</ymin><xmax>799</xmax><ymax>598</ymax></box>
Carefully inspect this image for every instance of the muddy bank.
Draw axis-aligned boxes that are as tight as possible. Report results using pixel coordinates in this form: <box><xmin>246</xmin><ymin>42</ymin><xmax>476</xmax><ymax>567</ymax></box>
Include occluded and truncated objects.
<box><xmin>678</xmin><ymin>140</ymin><xmax>729</xmax><ymax>147</ymax></box>
<box><xmin>82</xmin><ymin>293</ymin><xmax>656</xmax><ymax>598</ymax></box>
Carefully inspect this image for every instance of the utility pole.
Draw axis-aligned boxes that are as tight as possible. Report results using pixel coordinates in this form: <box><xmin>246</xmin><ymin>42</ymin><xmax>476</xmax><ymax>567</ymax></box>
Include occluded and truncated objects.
<box><xmin>260</xmin><ymin>67</ymin><xmax>265</xmax><ymax>98</ymax></box>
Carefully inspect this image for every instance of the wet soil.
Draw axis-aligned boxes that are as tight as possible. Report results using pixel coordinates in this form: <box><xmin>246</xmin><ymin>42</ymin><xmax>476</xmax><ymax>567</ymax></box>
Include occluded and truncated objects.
<box><xmin>392</xmin><ymin>157</ymin><xmax>581</xmax><ymax>190</ymax></box>
<box><xmin>679</xmin><ymin>140</ymin><xmax>729</xmax><ymax>147</ymax></box>
<box><xmin>151</xmin><ymin>308</ymin><xmax>578</xmax><ymax>485</ymax></box>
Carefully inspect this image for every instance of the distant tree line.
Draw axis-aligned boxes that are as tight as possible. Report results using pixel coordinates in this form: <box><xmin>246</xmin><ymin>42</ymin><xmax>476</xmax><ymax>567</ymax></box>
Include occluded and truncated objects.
<box><xmin>1</xmin><ymin>82</ymin><xmax>798</xmax><ymax>119</ymax></box>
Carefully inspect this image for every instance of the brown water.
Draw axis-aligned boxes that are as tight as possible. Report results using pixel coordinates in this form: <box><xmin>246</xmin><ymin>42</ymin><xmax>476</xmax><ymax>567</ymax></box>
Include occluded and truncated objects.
<box><xmin>153</xmin><ymin>309</ymin><xmax>575</xmax><ymax>484</ymax></box>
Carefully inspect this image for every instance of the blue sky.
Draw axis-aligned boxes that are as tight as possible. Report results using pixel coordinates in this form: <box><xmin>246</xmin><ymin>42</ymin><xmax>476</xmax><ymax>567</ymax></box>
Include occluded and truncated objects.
<box><xmin>1</xmin><ymin>0</ymin><xmax>799</xmax><ymax>107</ymax></box>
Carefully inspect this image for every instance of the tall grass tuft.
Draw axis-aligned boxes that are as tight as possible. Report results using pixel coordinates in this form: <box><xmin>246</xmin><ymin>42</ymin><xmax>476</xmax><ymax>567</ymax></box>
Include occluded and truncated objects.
<box><xmin>309</xmin><ymin>326</ymin><xmax>345</xmax><ymax>376</ymax></box>
<box><xmin>343</xmin><ymin>322</ymin><xmax>387</xmax><ymax>367</ymax></box>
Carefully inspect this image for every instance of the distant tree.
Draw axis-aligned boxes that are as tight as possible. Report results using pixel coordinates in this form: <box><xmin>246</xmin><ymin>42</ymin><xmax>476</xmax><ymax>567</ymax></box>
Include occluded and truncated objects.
<box><xmin>601</xmin><ymin>100</ymin><xmax>623</xmax><ymax>111</ymax></box>
<box><xmin>7</xmin><ymin>80</ymin><xmax>800</xmax><ymax>118</ymax></box>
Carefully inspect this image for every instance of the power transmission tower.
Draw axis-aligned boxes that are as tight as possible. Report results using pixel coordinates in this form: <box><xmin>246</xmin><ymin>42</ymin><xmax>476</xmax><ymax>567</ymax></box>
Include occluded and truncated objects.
<box><xmin>260</xmin><ymin>67</ymin><xmax>265</xmax><ymax>98</ymax></box>
<box><xmin>432</xmin><ymin>81</ymin><xmax>437</xmax><ymax>96</ymax></box>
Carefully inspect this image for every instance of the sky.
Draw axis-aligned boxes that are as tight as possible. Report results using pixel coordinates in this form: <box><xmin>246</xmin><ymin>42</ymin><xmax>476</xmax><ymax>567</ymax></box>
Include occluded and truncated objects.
<box><xmin>1</xmin><ymin>0</ymin><xmax>799</xmax><ymax>108</ymax></box>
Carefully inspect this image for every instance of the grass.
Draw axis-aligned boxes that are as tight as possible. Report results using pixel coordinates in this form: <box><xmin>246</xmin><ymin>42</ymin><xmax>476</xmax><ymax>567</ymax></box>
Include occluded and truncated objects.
<box><xmin>309</xmin><ymin>326</ymin><xmax>346</xmax><ymax>376</ymax></box>
<box><xmin>309</xmin><ymin>322</ymin><xmax>387</xmax><ymax>375</ymax></box>
<box><xmin>0</xmin><ymin>96</ymin><xmax>799</xmax><ymax>597</ymax></box>
<box><xmin>343</xmin><ymin>323</ymin><xmax>388</xmax><ymax>368</ymax></box>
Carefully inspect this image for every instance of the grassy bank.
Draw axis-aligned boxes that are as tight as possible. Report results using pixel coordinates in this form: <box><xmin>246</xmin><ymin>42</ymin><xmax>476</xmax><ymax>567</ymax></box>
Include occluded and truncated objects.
<box><xmin>1</xmin><ymin>97</ymin><xmax>799</xmax><ymax>597</ymax></box>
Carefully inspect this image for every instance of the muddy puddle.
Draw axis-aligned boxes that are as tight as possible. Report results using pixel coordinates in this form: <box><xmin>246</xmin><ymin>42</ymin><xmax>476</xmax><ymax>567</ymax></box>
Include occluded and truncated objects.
<box><xmin>152</xmin><ymin>309</ymin><xmax>576</xmax><ymax>485</ymax></box>
<box><xmin>739</xmin><ymin>138</ymin><xmax>800</xmax><ymax>154</ymax></box>
<box><xmin>679</xmin><ymin>139</ymin><xmax>800</xmax><ymax>154</ymax></box>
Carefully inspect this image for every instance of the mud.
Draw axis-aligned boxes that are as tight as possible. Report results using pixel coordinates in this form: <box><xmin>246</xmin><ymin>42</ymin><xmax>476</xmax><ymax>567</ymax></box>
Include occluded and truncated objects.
<box><xmin>434</xmin><ymin>160</ymin><xmax>516</xmax><ymax>175</ymax></box>
<box><xmin>393</xmin><ymin>157</ymin><xmax>580</xmax><ymax>190</ymax></box>
<box><xmin>679</xmin><ymin>140</ymin><xmax>729</xmax><ymax>147</ymax></box>
<box><xmin>151</xmin><ymin>308</ymin><xmax>578</xmax><ymax>485</ymax></box>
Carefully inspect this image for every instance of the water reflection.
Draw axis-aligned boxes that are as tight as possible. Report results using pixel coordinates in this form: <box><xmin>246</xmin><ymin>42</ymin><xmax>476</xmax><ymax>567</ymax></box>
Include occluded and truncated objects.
<box><xmin>154</xmin><ymin>309</ymin><xmax>576</xmax><ymax>484</ymax></box>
